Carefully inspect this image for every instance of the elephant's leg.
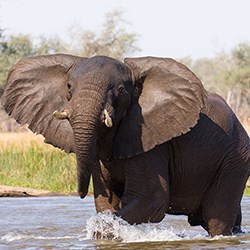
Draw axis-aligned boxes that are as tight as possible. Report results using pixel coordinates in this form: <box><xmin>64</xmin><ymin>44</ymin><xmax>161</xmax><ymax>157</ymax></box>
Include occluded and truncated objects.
<box><xmin>188</xmin><ymin>210</ymin><xmax>207</xmax><ymax>231</ymax></box>
<box><xmin>232</xmin><ymin>207</ymin><xmax>243</xmax><ymax>234</ymax></box>
<box><xmin>202</xmin><ymin>170</ymin><xmax>247</xmax><ymax>236</ymax></box>
<box><xmin>115</xmin><ymin>151</ymin><xmax>169</xmax><ymax>224</ymax></box>
<box><xmin>92</xmin><ymin>162</ymin><xmax>122</xmax><ymax>213</ymax></box>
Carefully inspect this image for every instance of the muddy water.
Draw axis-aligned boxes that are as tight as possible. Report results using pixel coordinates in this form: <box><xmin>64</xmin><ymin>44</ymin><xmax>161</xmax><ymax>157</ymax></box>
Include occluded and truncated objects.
<box><xmin>1</xmin><ymin>196</ymin><xmax>250</xmax><ymax>249</ymax></box>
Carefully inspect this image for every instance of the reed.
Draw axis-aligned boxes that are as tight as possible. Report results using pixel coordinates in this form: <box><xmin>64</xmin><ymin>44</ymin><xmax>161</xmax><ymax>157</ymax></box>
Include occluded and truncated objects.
<box><xmin>244</xmin><ymin>187</ymin><xmax>250</xmax><ymax>196</ymax></box>
<box><xmin>0</xmin><ymin>132</ymin><xmax>94</xmax><ymax>194</ymax></box>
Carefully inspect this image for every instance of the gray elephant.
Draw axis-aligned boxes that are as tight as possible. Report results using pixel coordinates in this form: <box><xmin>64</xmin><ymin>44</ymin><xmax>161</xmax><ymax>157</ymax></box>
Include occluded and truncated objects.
<box><xmin>2</xmin><ymin>54</ymin><xmax>250</xmax><ymax>236</ymax></box>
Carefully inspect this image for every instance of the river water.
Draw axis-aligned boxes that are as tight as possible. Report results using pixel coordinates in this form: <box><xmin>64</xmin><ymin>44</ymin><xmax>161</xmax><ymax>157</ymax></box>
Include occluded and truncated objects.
<box><xmin>1</xmin><ymin>196</ymin><xmax>250</xmax><ymax>249</ymax></box>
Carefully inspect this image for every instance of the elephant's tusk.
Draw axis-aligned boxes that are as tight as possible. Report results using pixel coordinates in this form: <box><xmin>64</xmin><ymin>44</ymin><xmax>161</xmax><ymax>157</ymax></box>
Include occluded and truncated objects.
<box><xmin>53</xmin><ymin>110</ymin><xmax>70</xmax><ymax>120</ymax></box>
<box><xmin>104</xmin><ymin>109</ymin><xmax>113</xmax><ymax>128</ymax></box>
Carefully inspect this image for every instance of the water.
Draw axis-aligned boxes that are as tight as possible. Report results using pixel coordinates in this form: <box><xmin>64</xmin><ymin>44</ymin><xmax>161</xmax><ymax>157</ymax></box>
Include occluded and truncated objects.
<box><xmin>1</xmin><ymin>196</ymin><xmax>250</xmax><ymax>249</ymax></box>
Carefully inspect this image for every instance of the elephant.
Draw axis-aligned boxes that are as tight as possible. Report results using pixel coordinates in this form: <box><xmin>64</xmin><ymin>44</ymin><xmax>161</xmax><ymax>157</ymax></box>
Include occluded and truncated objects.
<box><xmin>1</xmin><ymin>54</ymin><xmax>250</xmax><ymax>236</ymax></box>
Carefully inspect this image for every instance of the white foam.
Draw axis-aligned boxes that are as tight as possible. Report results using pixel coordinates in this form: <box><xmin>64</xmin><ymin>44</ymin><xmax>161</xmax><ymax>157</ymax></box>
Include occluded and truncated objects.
<box><xmin>1</xmin><ymin>232</ymin><xmax>27</xmax><ymax>242</ymax></box>
<box><xmin>84</xmin><ymin>211</ymin><xmax>205</xmax><ymax>243</ymax></box>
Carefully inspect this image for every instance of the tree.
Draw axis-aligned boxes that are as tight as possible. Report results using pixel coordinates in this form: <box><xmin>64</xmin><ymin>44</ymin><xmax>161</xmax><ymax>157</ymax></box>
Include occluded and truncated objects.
<box><xmin>180</xmin><ymin>43</ymin><xmax>250</xmax><ymax>124</ymax></box>
<box><xmin>226</xmin><ymin>43</ymin><xmax>250</xmax><ymax>120</ymax></box>
<box><xmin>0</xmin><ymin>34</ymin><xmax>32</xmax><ymax>88</ymax></box>
<box><xmin>34</xmin><ymin>35</ymin><xmax>66</xmax><ymax>55</ymax></box>
<box><xmin>231</xmin><ymin>43</ymin><xmax>250</xmax><ymax>88</ymax></box>
<box><xmin>68</xmin><ymin>9</ymin><xmax>140</xmax><ymax>59</ymax></box>
<box><xmin>0</xmin><ymin>33</ymin><xmax>65</xmax><ymax>88</ymax></box>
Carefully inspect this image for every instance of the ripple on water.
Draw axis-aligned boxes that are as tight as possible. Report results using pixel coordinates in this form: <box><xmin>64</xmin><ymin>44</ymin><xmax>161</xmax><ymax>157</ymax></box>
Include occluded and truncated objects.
<box><xmin>1</xmin><ymin>231</ymin><xmax>79</xmax><ymax>242</ymax></box>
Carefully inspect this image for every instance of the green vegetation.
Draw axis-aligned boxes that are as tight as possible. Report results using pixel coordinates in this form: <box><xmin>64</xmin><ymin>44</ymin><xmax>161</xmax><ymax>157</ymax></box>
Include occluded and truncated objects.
<box><xmin>180</xmin><ymin>43</ymin><xmax>250</xmax><ymax>126</ymax></box>
<box><xmin>0</xmin><ymin>142</ymin><xmax>88</xmax><ymax>194</ymax></box>
<box><xmin>244</xmin><ymin>187</ymin><xmax>250</xmax><ymax>196</ymax></box>
<box><xmin>69</xmin><ymin>9</ymin><xmax>140</xmax><ymax>59</ymax></box>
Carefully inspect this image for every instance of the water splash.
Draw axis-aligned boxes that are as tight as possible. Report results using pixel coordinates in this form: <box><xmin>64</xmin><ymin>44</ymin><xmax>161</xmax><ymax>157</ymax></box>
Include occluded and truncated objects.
<box><xmin>1</xmin><ymin>232</ymin><xmax>27</xmax><ymax>242</ymax></box>
<box><xmin>84</xmin><ymin>211</ymin><xmax>205</xmax><ymax>243</ymax></box>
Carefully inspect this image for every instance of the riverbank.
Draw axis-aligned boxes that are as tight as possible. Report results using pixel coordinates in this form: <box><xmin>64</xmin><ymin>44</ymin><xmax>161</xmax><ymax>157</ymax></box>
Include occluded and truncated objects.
<box><xmin>0</xmin><ymin>185</ymin><xmax>68</xmax><ymax>197</ymax></box>
<box><xmin>1</xmin><ymin>182</ymin><xmax>249</xmax><ymax>197</ymax></box>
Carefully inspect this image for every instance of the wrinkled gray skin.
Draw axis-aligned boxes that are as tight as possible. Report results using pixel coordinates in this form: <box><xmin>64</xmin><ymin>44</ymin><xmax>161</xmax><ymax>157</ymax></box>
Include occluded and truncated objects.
<box><xmin>2</xmin><ymin>54</ymin><xmax>250</xmax><ymax>236</ymax></box>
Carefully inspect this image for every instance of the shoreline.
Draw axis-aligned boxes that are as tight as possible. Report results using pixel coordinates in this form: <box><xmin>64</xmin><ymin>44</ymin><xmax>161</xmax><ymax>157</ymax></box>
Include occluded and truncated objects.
<box><xmin>0</xmin><ymin>185</ymin><xmax>75</xmax><ymax>197</ymax></box>
<box><xmin>1</xmin><ymin>183</ymin><xmax>250</xmax><ymax>198</ymax></box>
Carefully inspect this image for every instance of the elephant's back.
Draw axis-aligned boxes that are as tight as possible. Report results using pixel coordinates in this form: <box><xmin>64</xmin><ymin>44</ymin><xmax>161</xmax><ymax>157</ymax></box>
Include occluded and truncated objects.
<box><xmin>202</xmin><ymin>92</ymin><xmax>240</xmax><ymax>136</ymax></box>
<box><xmin>203</xmin><ymin>92</ymin><xmax>249</xmax><ymax>160</ymax></box>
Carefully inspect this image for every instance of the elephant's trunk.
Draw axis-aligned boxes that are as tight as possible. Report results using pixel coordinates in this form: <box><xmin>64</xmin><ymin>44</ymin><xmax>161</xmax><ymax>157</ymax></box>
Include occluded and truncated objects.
<box><xmin>70</xmin><ymin>93</ymin><xmax>103</xmax><ymax>199</ymax></box>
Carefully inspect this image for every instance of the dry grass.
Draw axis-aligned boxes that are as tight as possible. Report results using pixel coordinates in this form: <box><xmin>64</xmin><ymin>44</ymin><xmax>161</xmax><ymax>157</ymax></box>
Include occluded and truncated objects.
<box><xmin>243</xmin><ymin>119</ymin><xmax>250</xmax><ymax>136</ymax></box>
<box><xmin>0</xmin><ymin>131</ymin><xmax>45</xmax><ymax>148</ymax></box>
<box><xmin>1</xmin><ymin>118</ymin><xmax>249</xmax><ymax>146</ymax></box>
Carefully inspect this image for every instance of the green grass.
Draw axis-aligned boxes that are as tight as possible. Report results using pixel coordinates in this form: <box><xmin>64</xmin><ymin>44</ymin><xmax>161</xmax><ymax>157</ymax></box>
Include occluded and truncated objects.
<box><xmin>244</xmin><ymin>187</ymin><xmax>250</xmax><ymax>196</ymax></box>
<box><xmin>0</xmin><ymin>142</ymin><xmax>93</xmax><ymax>194</ymax></box>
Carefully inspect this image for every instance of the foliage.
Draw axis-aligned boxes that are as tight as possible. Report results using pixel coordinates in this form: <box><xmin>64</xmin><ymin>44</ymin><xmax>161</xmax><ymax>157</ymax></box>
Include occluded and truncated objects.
<box><xmin>244</xmin><ymin>187</ymin><xmax>250</xmax><ymax>196</ymax></box>
<box><xmin>34</xmin><ymin>35</ymin><xmax>66</xmax><ymax>55</ymax></box>
<box><xmin>180</xmin><ymin>43</ymin><xmax>250</xmax><ymax>124</ymax></box>
<box><xmin>0</xmin><ymin>32</ymin><xmax>65</xmax><ymax>89</ymax></box>
<box><xmin>0</xmin><ymin>141</ymin><xmax>92</xmax><ymax>194</ymax></box>
<box><xmin>67</xmin><ymin>9</ymin><xmax>140</xmax><ymax>59</ymax></box>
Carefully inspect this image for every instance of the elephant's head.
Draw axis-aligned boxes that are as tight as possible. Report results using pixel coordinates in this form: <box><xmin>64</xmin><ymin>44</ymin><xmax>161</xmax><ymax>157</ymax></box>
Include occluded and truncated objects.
<box><xmin>1</xmin><ymin>54</ymin><xmax>207</xmax><ymax>198</ymax></box>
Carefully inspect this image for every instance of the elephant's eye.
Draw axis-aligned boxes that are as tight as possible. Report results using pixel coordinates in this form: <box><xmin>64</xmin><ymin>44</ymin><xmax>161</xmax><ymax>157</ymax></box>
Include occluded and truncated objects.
<box><xmin>118</xmin><ymin>86</ymin><xmax>128</xmax><ymax>95</ymax></box>
<box><xmin>66</xmin><ymin>83</ymin><xmax>72</xmax><ymax>101</ymax></box>
<box><xmin>67</xmin><ymin>83</ymin><xmax>71</xmax><ymax>89</ymax></box>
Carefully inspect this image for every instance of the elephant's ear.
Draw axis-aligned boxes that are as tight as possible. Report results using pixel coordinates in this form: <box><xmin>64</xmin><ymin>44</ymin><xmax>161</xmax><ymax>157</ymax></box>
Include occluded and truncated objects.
<box><xmin>113</xmin><ymin>56</ymin><xmax>207</xmax><ymax>159</ymax></box>
<box><xmin>1</xmin><ymin>54</ymin><xmax>84</xmax><ymax>153</ymax></box>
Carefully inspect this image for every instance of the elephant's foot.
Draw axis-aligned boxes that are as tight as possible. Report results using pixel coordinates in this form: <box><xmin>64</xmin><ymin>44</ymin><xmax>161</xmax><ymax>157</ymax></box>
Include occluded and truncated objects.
<box><xmin>232</xmin><ymin>225</ymin><xmax>243</xmax><ymax>235</ymax></box>
<box><xmin>202</xmin><ymin>170</ymin><xmax>247</xmax><ymax>236</ymax></box>
<box><xmin>232</xmin><ymin>207</ymin><xmax>243</xmax><ymax>235</ymax></box>
<box><xmin>188</xmin><ymin>211</ymin><xmax>207</xmax><ymax>231</ymax></box>
<box><xmin>206</xmin><ymin>218</ymin><xmax>234</xmax><ymax>236</ymax></box>
<box><xmin>202</xmin><ymin>203</ymin><xmax>243</xmax><ymax>236</ymax></box>
<box><xmin>115</xmin><ymin>199</ymin><xmax>167</xmax><ymax>225</ymax></box>
<box><xmin>94</xmin><ymin>194</ymin><xmax>120</xmax><ymax>213</ymax></box>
